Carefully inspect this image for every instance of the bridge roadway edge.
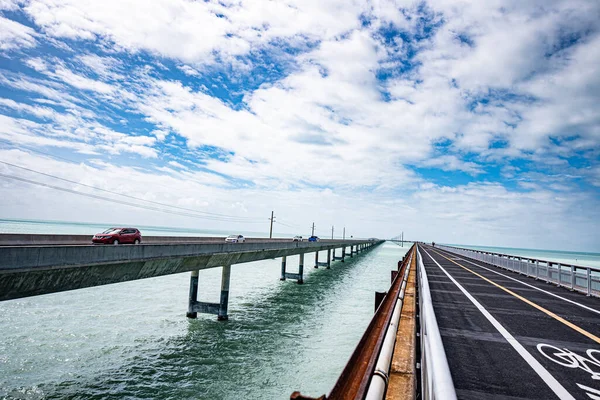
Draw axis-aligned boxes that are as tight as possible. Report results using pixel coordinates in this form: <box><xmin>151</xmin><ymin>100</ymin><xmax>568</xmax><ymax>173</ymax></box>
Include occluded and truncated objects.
<box><xmin>0</xmin><ymin>239</ymin><xmax>382</xmax><ymax>301</ymax></box>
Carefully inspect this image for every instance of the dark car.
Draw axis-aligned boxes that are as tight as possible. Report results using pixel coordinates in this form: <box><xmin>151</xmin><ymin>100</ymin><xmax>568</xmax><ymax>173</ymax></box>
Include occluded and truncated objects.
<box><xmin>308</xmin><ymin>236</ymin><xmax>319</xmax><ymax>242</ymax></box>
<box><xmin>92</xmin><ymin>228</ymin><xmax>141</xmax><ymax>245</ymax></box>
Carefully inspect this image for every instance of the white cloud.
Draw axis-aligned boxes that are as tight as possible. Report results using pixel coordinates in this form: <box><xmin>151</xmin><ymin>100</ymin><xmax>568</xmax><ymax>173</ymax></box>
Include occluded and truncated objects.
<box><xmin>0</xmin><ymin>15</ymin><xmax>37</xmax><ymax>51</ymax></box>
<box><xmin>421</xmin><ymin>155</ymin><xmax>484</xmax><ymax>175</ymax></box>
<box><xmin>177</xmin><ymin>65</ymin><xmax>199</xmax><ymax>76</ymax></box>
<box><xmin>0</xmin><ymin>0</ymin><xmax>599</xmax><ymax>251</ymax></box>
<box><xmin>78</xmin><ymin>54</ymin><xmax>124</xmax><ymax>79</ymax></box>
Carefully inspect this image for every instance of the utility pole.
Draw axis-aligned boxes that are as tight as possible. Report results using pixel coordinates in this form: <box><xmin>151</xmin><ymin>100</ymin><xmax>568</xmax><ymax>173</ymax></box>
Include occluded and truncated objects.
<box><xmin>311</xmin><ymin>222</ymin><xmax>315</xmax><ymax>237</ymax></box>
<box><xmin>269</xmin><ymin>211</ymin><xmax>275</xmax><ymax>239</ymax></box>
<box><xmin>343</xmin><ymin>227</ymin><xmax>345</xmax><ymax>240</ymax></box>
<box><xmin>331</xmin><ymin>225</ymin><xmax>334</xmax><ymax>239</ymax></box>
<box><xmin>402</xmin><ymin>231</ymin><xmax>404</xmax><ymax>247</ymax></box>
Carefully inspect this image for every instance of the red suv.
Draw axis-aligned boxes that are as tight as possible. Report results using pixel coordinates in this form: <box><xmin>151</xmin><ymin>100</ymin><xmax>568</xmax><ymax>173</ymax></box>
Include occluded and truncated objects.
<box><xmin>92</xmin><ymin>228</ymin><xmax>142</xmax><ymax>245</ymax></box>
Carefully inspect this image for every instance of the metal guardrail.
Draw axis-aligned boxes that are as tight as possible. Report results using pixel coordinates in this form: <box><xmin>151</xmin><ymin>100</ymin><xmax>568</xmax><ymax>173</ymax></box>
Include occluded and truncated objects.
<box><xmin>438</xmin><ymin>245</ymin><xmax>600</xmax><ymax>297</ymax></box>
<box><xmin>416</xmin><ymin>245</ymin><xmax>457</xmax><ymax>400</ymax></box>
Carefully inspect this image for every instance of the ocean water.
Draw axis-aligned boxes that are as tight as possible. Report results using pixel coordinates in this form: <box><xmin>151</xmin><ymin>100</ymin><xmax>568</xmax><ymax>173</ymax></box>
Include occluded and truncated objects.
<box><xmin>0</xmin><ymin>219</ymin><xmax>409</xmax><ymax>399</ymax></box>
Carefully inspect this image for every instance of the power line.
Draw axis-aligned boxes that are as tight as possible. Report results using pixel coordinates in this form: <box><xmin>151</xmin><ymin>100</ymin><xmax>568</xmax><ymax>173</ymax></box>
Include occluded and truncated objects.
<box><xmin>0</xmin><ymin>172</ymin><xmax>265</xmax><ymax>223</ymax></box>
<box><xmin>274</xmin><ymin>220</ymin><xmax>297</xmax><ymax>229</ymax></box>
<box><xmin>0</xmin><ymin>159</ymin><xmax>263</xmax><ymax>222</ymax></box>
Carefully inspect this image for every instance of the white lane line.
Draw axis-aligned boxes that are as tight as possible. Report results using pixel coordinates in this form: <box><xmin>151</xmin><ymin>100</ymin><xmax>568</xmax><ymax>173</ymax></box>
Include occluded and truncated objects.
<box><xmin>420</xmin><ymin>246</ymin><xmax>575</xmax><ymax>400</ymax></box>
<box><xmin>436</xmin><ymin>248</ymin><xmax>600</xmax><ymax>316</ymax></box>
<box><xmin>577</xmin><ymin>384</ymin><xmax>600</xmax><ymax>400</ymax></box>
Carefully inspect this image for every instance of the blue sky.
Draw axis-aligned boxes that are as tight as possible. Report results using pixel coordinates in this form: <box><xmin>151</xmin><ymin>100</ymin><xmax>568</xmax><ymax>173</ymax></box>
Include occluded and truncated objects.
<box><xmin>0</xmin><ymin>0</ymin><xmax>599</xmax><ymax>251</ymax></box>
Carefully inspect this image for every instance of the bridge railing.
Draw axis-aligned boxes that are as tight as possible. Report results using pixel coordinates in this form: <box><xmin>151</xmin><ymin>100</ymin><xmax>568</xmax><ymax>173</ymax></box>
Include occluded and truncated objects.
<box><xmin>291</xmin><ymin>244</ymin><xmax>415</xmax><ymax>400</ymax></box>
<box><xmin>437</xmin><ymin>245</ymin><xmax>600</xmax><ymax>297</ymax></box>
<box><xmin>416</xmin><ymin>246</ymin><xmax>457</xmax><ymax>400</ymax></box>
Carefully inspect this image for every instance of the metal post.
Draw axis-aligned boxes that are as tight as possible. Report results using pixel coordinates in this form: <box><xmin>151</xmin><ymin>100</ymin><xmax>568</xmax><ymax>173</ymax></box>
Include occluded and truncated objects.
<box><xmin>269</xmin><ymin>211</ymin><xmax>274</xmax><ymax>239</ymax></box>
<box><xmin>535</xmin><ymin>260</ymin><xmax>539</xmax><ymax>280</ymax></box>
<box><xmin>587</xmin><ymin>268</ymin><xmax>592</xmax><ymax>296</ymax></box>
<box><xmin>570</xmin><ymin>265</ymin><xmax>575</xmax><ymax>291</ymax></box>
<box><xmin>218</xmin><ymin>265</ymin><xmax>231</xmax><ymax>321</ymax></box>
<box><xmin>327</xmin><ymin>249</ymin><xmax>331</xmax><ymax>269</ymax></box>
<box><xmin>314</xmin><ymin>251</ymin><xmax>319</xmax><ymax>268</ymax></box>
<box><xmin>280</xmin><ymin>256</ymin><xmax>287</xmax><ymax>280</ymax></box>
<box><xmin>298</xmin><ymin>253</ymin><xmax>304</xmax><ymax>284</ymax></box>
<box><xmin>186</xmin><ymin>270</ymin><xmax>199</xmax><ymax>318</ymax></box>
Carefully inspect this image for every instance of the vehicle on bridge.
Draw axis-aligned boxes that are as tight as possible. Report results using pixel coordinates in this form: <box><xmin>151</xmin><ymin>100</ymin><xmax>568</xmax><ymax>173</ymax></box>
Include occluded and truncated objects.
<box><xmin>225</xmin><ymin>234</ymin><xmax>245</xmax><ymax>243</ymax></box>
<box><xmin>92</xmin><ymin>228</ymin><xmax>141</xmax><ymax>245</ymax></box>
<box><xmin>308</xmin><ymin>235</ymin><xmax>319</xmax><ymax>242</ymax></box>
<box><xmin>293</xmin><ymin>236</ymin><xmax>303</xmax><ymax>242</ymax></box>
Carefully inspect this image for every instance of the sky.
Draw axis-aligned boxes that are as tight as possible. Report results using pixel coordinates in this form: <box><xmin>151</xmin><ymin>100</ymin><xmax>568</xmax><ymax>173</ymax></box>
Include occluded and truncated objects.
<box><xmin>0</xmin><ymin>0</ymin><xmax>599</xmax><ymax>251</ymax></box>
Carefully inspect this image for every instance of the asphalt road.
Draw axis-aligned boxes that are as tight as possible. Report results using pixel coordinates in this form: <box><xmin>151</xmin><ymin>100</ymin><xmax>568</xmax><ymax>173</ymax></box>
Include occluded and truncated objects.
<box><xmin>419</xmin><ymin>244</ymin><xmax>600</xmax><ymax>400</ymax></box>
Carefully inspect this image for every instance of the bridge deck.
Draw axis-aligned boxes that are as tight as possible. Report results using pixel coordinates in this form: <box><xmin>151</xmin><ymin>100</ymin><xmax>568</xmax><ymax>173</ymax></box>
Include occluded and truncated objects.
<box><xmin>419</xmin><ymin>244</ymin><xmax>600</xmax><ymax>400</ymax></box>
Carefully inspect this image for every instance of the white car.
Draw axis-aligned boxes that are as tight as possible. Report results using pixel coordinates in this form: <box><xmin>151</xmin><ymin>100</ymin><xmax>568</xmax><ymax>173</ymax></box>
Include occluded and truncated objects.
<box><xmin>225</xmin><ymin>234</ymin><xmax>245</xmax><ymax>243</ymax></box>
<box><xmin>293</xmin><ymin>236</ymin><xmax>303</xmax><ymax>242</ymax></box>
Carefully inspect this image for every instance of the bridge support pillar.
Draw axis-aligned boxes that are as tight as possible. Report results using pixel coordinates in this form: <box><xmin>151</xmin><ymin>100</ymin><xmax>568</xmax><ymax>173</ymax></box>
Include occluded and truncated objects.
<box><xmin>342</xmin><ymin>247</ymin><xmax>345</xmax><ymax>262</ymax></box>
<box><xmin>350</xmin><ymin>245</ymin><xmax>354</xmax><ymax>257</ymax></box>
<box><xmin>218</xmin><ymin>265</ymin><xmax>231</xmax><ymax>321</ymax></box>
<box><xmin>327</xmin><ymin>249</ymin><xmax>331</xmax><ymax>269</ymax></box>
<box><xmin>280</xmin><ymin>256</ymin><xmax>287</xmax><ymax>280</ymax></box>
<box><xmin>298</xmin><ymin>253</ymin><xmax>304</xmax><ymax>284</ymax></box>
<box><xmin>283</xmin><ymin>253</ymin><xmax>304</xmax><ymax>284</ymax></box>
<box><xmin>186</xmin><ymin>270</ymin><xmax>199</xmax><ymax>319</ymax></box>
<box><xmin>314</xmin><ymin>251</ymin><xmax>319</xmax><ymax>268</ymax></box>
<box><xmin>186</xmin><ymin>266</ymin><xmax>232</xmax><ymax>321</ymax></box>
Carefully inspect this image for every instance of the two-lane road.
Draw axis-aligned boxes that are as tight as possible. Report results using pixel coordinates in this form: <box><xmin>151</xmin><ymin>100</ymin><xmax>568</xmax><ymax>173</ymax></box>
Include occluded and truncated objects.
<box><xmin>419</xmin><ymin>244</ymin><xmax>600</xmax><ymax>399</ymax></box>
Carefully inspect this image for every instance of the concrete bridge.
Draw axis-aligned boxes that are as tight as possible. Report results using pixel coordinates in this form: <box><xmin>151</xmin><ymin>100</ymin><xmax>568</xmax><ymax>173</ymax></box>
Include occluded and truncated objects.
<box><xmin>0</xmin><ymin>234</ymin><xmax>382</xmax><ymax>320</ymax></box>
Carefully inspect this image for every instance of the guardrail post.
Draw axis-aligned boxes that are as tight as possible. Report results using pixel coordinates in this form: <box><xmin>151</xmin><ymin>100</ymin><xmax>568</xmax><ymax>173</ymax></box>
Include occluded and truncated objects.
<box><xmin>327</xmin><ymin>249</ymin><xmax>331</xmax><ymax>269</ymax></box>
<box><xmin>280</xmin><ymin>256</ymin><xmax>287</xmax><ymax>281</ymax></box>
<box><xmin>570</xmin><ymin>265</ymin><xmax>575</xmax><ymax>291</ymax></box>
<box><xmin>314</xmin><ymin>251</ymin><xmax>319</xmax><ymax>269</ymax></box>
<box><xmin>186</xmin><ymin>270</ymin><xmax>200</xmax><ymax>318</ymax></box>
<box><xmin>218</xmin><ymin>265</ymin><xmax>231</xmax><ymax>321</ymax></box>
<box><xmin>587</xmin><ymin>268</ymin><xmax>592</xmax><ymax>296</ymax></box>
<box><xmin>535</xmin><ymin>260</ymin><xmax>539</xmax><ymax>280</ymax></box>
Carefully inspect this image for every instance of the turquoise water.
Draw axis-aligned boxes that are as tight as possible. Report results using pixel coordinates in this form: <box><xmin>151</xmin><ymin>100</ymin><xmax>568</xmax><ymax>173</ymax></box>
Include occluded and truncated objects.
<box><xmin>0</xmin><ymin>219</ymin><xmax>409</xmax><ymax>399</ymax></box>
<box><xmin>447</xmin><ymin>243</ymin><xmax>600</xmax><ymax>269</ymax></box>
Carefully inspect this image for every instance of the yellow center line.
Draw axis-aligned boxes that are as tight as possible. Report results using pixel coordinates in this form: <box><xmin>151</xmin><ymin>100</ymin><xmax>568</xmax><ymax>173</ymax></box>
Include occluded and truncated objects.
<box><xmin>429</xmin><ymin>247</ymin><xmax>600</xmax><ymax>345</ymax></box>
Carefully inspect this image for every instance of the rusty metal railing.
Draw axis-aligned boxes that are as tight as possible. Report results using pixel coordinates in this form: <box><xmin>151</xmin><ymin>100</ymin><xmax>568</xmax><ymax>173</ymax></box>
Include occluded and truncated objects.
<box><xmin>291</xmin><ymin>243</ymin><xmax>416</xmax><ymax>400</ymax></box>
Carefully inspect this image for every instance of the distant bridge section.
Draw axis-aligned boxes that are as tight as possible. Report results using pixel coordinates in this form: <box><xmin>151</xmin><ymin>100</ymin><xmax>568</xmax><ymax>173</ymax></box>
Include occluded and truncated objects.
<box><xmin>0</xmin><ymin>234</ymin><xmax>382</xmax><ymax>319</ymax></box>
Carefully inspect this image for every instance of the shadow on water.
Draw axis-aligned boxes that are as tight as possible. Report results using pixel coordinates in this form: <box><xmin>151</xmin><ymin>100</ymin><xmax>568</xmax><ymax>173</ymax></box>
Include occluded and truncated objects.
<box><xmin>36</xmin><ymin>248</ymin><xmax>384</xmax><ymax>400</ymax></box>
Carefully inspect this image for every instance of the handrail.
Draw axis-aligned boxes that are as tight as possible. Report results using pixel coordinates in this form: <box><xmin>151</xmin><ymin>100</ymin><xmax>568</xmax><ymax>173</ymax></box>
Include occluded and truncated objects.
<box><xmin>291</xmin><ymin>244</ymin><xmax>416</xmax><ymax>400</ymax></box>
<box><xmin>364</xmin><ymin>249</ymin><xmax>413</xmax><ymax>399</ymax></box>
<box><xmin>439</xmin><ymin>244</ymin><xmax>600</xmax><ymax>272</ymax></box>
<box><xmin>417</xmin><ymin>245</ymin><xmax>457</xmax><ymax>400</ymax></box>
<box><xmin>438</xmin><ymin>244</ymin><xmax>600</xmax><ymax>297</ymax></box>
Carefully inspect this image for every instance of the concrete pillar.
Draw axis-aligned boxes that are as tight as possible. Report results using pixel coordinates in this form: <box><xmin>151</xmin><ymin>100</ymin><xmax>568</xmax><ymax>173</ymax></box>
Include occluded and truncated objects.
<box><xmin>280</xmin><ymin>256</ymin><xmax>287</xmax><ymax>281</ymax></box>
<box><xmin>350</xmin><ymin>245</ymin><xmax>354</xmax><ymax>257</ymax></box>
<box><xmin>314</xmin><ymin>251</ymin><xmax>319</xmax><ymax>268</ymax></box>
<box><xmin>218</xmin><ymin>265</ymin><xmax>231</xmax><ymax>321</ymax></box>
<box><xmin>342</xmin><ymin>246</ymin><xmax>346</xmax><ymax>262</ymax></box>
<box><xmin>186</xmin><ymin>270</ymin><xmax>199</xmax><ymax>318</ymax></box>
<box><xmin>298</xmin><ymin>253</ymin><xmax>304</xmax><ymax>284</ymax></box>
<box><xmin>327</xmin><ymin>249</ymin><xmax>331</xmax><ymax>269</ymax></box>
